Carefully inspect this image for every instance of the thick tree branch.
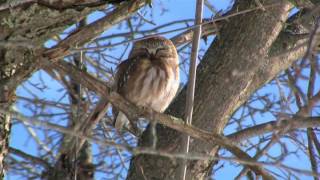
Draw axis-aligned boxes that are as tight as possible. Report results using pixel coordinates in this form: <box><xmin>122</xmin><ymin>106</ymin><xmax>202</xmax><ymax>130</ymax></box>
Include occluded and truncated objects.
<box><xmin>43</xmin><ymin>0</ymin><xmax>145</xmax><ymax>61</ymax></box>
<box><xmin>46</xmin><ymin>2</ymin><xmax>320</xmax><ymax>179</ymax></box>
<box><xmin>4</xmin><ymin>0</ymin><xmax>320</xmax><ymax>178</ymax></box>
<box><xmin>9</xmin><ymin>147</ymin><xmax>51</xmax><ymax>170</ymax></box>
<box><xmin>49</xmin><ymin>60</ymin><xmax>275</xmax><ymax>179</ymax></box>
<box><xmin>2</xmin><ymin>0</ymin><xmax>145</xmax><ymax>93</ymax></box>
<box><xmin>8</xmin><ymin>106</ymin><xmax>317</xmax><ymax>177</ymax></box>
<box><xmin>136</xmin><ymin>1</ymin><xmax>292</xmax><ymax>179</ymax></box>
<box><xmin>31</xmin><ymin>52</ymin><xmax>320</xmax><ymax>180</ymax></box>
<box><xmin>1</xmin><ymin>0</ymin><xmax>110</xmax><ymax>92</ymax></box>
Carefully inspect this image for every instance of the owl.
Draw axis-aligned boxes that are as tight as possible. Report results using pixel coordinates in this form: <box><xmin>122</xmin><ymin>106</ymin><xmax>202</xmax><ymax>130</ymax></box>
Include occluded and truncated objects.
<box><xmin>113</xmin><ymin>36</ymin><xmax>180</xmax><ymax>132</ymax></box>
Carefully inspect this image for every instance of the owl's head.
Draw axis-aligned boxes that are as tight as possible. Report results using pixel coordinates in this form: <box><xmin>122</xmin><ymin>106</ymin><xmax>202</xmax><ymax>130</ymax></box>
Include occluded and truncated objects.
<box><xmin>129</xmin><ymin>36</ymin><xmax>178</xmax><ymax>63</ymax></box>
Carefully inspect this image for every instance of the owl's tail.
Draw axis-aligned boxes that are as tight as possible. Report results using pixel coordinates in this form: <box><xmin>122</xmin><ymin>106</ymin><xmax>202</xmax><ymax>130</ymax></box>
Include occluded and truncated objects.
<box><xmin>114</xmin><ymin>111</ymin><xmax>142</xmax><ymax>136</ymax></box>
<box><xmin>114</xmin><ymin>111</ymin><xmax>129</xmax><ymax>131</ymax></box>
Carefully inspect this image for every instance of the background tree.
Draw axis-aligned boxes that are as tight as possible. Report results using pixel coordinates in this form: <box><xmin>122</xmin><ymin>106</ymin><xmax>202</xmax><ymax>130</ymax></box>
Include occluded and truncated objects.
<box><xmin>1</xmin><ymin>0</ymin><xmax>320</xmax><ymax>179</ymax></box>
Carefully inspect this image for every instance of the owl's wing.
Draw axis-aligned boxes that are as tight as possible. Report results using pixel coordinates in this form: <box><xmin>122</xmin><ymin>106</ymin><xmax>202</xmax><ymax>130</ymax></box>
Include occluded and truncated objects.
<box><xmin>113</xmin><ymin>56</ymin><xmax>140</xmax><ymax>93</ymax></box>
<box><xmin>113</xmin><ymin>57</ymin><xmax>141</xmax><ymax>134</ymax></box>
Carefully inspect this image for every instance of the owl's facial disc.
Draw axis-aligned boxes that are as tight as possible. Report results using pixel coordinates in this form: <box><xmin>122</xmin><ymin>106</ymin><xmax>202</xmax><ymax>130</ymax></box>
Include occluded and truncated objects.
<box><xmin>128</xmin><ymin>36</ymin><xmax>177</xmax><ymax>61</ymax></box>
<box><xmin>145</xmin><ymin>47</ymin><xmax>169</xmax><ymax>59</ymax></box>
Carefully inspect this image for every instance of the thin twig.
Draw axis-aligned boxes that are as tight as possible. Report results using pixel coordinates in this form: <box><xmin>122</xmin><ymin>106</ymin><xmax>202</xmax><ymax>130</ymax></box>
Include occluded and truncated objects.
<box><xmin>43</xmin><ymin>0</ymin><xmax>146</xmax><ymax>61</ymax></box>
<box><xmin>179</xmin><ymin>0</ymin><xmax>203</xmax><ymax>179</ymax></box>
<box><xmin>71</xmin><ymin>2</ymin><xmax>282</xmax><ymax>52</ymax></box>
<box><xmin>5</xmin><ymin>109</ymin><xmax>318</xmax><ymax>177</ymax></box>
<box><xmin>4</xmin><ymin>98</ymin><xmax>275</xmax><ymax>179</ymax></box>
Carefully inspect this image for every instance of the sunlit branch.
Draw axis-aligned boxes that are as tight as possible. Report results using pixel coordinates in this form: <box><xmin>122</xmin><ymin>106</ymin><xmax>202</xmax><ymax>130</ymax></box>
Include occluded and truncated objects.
<box><xmin>227</xmin><ymin>116</ymin><xmax>320</xmax><ymax>141</ymax></box>
<box><xmin>7</xmin><ymin>108</ymin><xmax>320</xmax><ymax>178</ymax></box>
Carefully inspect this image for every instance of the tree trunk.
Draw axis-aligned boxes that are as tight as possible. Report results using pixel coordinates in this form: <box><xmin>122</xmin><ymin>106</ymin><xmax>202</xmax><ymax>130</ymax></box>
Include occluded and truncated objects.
<box><xmin>2</xmin><ymin>0</ymin><xmax>319</xmax><ymax>179</ymax></box>
<box><xmin>0</xmin><ymin>1</ymin><xmax>108</xmax><ymax>179</ymax></box>
<box><xmin>0</xmin><ymin>86</ymin><xmax>13</xmax><ymax>178</ymax></box>
<box><xmin>127</xmin><ymin>0</ymin><xmax>292</xmax><ymax>179</ymax></box>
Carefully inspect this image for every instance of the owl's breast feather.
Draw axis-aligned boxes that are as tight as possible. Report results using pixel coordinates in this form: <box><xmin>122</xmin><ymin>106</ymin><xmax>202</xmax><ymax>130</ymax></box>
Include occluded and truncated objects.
<box><xmin>145</xmin><ymin>66</ymin><xmax>179</xmax><ymax>112</ymax></box>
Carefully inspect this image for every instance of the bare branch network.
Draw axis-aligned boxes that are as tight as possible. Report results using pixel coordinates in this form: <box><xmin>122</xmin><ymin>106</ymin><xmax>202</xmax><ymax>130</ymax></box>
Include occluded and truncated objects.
<box><xmin>1</xmin><ymin>0</ymin><xmax>320</xmax><ymax>179</ymax></box>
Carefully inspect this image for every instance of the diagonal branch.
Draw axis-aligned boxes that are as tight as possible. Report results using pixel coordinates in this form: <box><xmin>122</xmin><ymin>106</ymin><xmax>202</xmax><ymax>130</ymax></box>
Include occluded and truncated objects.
<box><xmin>9</xmin><ymin>147</ymin><xmax>51</xmax><ymax>170</ymax></box>
<box><xmin>48</xmin><ymin>60</ymin><xmax>274</xmax><ymax>179</ymax></box>
<box><xmin>43</xmin><ymin>0</ymin><xmax>145</xmax><ymax>61</ymax></box>
<box><xmin>0</xmin><ymin>0</ymin><xmax>123</xmax><ymax>11</ymax></box>
<box><xmin>8</xmin><ymin>106</ymin><xmax>320</xmax><ymax>177</ymax></box>
<box><xmin>227</xmin><ymin>116</ymin><xmax>320</xmax><ymax>142</ymax></box>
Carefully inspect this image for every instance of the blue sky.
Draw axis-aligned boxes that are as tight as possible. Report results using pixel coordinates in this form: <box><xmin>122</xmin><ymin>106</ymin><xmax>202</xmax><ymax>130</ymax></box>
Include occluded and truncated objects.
<box><xmin>7</xmin><ymin>0</ymin><xmax>318</xmax><ymax>179</ymax></box>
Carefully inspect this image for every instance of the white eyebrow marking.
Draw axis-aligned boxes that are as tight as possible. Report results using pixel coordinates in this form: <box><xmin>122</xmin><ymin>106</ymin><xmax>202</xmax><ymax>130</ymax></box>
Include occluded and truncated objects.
<box><xmin>148</xmin><ymin>48</ymin><xmax>157</xmax><ymax>55</ymax></box>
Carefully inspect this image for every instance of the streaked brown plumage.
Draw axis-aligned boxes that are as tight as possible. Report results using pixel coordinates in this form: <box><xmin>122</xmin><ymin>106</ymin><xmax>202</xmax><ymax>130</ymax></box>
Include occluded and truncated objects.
<box><xmin>113</xmin><ymin>36</ymin><xmax>179</xmax><ymax>131</ymax></box>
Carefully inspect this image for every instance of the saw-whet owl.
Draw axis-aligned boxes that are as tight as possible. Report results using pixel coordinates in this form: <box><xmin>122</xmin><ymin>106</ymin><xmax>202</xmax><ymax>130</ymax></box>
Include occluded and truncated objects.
<box><xmin>113</xmin><ymin>36</ymin><xmax>180</xmax><ymax>132</ymax></box>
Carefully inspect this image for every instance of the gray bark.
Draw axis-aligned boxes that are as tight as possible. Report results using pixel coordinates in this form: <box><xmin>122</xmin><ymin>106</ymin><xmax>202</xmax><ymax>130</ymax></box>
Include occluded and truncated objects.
<box><xmin>0</xmin><ymin>0</ymin><xmax>318</xmax><ymax>179</ymax></box>
<box><xmin>127</xmin><ymin>0</ymin><xmax>293</xmax><ymax>179</ymax></box>
<box><xmin>0</xmin><ymin>1</ymin><xmax>109</xmax><ymax>178</ymax></box>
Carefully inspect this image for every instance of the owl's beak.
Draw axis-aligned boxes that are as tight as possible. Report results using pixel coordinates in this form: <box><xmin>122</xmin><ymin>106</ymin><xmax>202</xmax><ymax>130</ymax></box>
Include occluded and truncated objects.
<box><xmin>148</xmin><ymin>49</ymin><xmax>157</xmax><ymax>55</ymax></box>
<box><xmin>148</xmin><ymin>49</ymin><xmax>157</xmax><ymax>59</ymax></box>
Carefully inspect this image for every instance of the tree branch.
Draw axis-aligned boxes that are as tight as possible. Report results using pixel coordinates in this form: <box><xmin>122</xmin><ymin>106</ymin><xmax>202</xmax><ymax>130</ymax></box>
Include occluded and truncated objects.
<box><xmin>227</xmin><ymin>116</ymin><xmax>320</xmax><ymax>142</ymax></box>
<box><xmin>48</xmin><ymin>60</ymin><xmax>274</xmax><ymax>179</ymax></box>
<box><xmin>9</xmin><ymin>147</ymin><xmax>51</xmax><ymax>170</ymax></box>
<box><xmin>43</xmin><ymin>0</ymin><xmax>145</xmax><ymax>61</ymax></box>
<box><xmin>179</xmin><ymin>0</ymin><xmax>204</xmax><ymax>179</ymax></box>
